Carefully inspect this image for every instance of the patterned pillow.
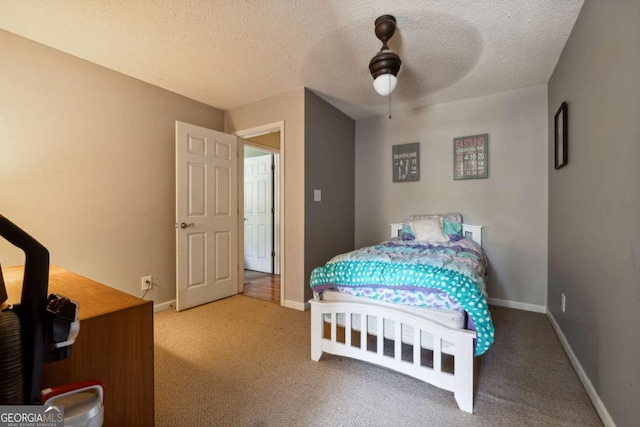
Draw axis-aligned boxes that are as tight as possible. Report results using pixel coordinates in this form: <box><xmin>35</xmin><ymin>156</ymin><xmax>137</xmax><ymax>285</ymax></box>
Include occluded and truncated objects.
<box><xmin>443</xmin><ymin>221</ymin><xmax>463</xmax><ymax>236</ymax></box>
<box><xmin>399</xmin><ymin>224</ymin><xmax>415</xmax><ymax>240</ymax></box>
<box><xmin>403</xmin><ymin>213</ymin><xmax>463</xmax><ymax>240</ymax></box>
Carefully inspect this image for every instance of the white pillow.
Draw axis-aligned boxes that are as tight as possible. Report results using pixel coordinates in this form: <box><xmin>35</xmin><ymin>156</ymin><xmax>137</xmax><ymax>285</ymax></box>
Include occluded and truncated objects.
<box><xmin>410</xmin><ymin>216</ymin><xmax>449</xmax><ymax>242</ymax></box>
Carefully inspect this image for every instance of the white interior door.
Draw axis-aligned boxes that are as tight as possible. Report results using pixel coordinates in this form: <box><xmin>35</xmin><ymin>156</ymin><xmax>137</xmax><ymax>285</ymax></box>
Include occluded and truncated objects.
<box><xmin>244</xmin><ymin>154</ymin><xmax>273</xmax><ymax>273</ymax></box>
<box><xmin>176</xmin><ymin>121</ymin><xmax>238</xmax><ymax>311</ymax></box>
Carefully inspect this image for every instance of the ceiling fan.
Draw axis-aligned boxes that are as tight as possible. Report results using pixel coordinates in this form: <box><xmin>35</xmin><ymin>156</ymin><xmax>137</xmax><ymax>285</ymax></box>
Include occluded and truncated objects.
<box><xmin>369</xmin><ymin>15</ymin><xmax>402</xmax><ymax>97</ymax></box>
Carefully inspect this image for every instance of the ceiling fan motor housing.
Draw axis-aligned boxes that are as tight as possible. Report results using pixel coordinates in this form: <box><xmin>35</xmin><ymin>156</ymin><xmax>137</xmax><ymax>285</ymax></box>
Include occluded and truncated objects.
<box><xmin>369</xmin><ymin>50</ymin><xmax>402</xmax><ymax>79</ymax></box>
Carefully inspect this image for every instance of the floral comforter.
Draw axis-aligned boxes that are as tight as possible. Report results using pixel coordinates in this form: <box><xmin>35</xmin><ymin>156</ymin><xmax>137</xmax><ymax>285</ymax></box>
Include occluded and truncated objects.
<box><xmin>309</xmin><ymin>238</ymin><xmax>494</xmax><ymax>355</ymax></box>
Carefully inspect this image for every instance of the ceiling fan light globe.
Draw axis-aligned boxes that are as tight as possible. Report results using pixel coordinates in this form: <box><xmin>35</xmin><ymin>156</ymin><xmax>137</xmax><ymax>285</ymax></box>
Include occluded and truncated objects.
<box><xmin>373</xmin><ymin>74</ymin><xmax>397</xmax><ymax>96</ymax></box>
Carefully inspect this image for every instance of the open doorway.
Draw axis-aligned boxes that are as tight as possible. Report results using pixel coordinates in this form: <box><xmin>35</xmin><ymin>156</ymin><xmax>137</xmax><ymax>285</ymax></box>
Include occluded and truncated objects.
<box><xmin>243</xmin><ymin>145</ymin><xmax>275</xmax><ymax>273</ymax></box>
<box><xmin>236</xmin><ymin>125</ymin><xmax>283</xmax><ymax>305</ymax></box>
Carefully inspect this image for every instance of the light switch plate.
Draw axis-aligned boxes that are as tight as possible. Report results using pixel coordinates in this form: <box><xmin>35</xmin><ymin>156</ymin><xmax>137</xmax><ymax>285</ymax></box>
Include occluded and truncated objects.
<box><xmin>314</xmin><ymin>189</ymin><xmax>321</xmax><ymax>202</ymax></box>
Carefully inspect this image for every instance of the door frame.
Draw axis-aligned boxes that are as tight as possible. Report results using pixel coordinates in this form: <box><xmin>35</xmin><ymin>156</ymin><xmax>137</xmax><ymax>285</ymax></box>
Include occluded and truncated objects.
<box><xmin>234</xmin><ymin>121</ymin><xmax>285</xmax><ymax>306</ymax></box>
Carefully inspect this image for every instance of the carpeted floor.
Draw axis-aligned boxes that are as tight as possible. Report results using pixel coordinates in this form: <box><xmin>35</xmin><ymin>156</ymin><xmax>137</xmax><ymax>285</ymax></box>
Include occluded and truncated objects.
<box><xmin>154</xmin><ymin>295</ymin><xmax>602</xmax><ymax>426</ymax></box>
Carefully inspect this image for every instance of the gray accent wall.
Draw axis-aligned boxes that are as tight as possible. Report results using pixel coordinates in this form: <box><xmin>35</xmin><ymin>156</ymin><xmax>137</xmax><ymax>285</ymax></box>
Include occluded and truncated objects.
<box><xmin>355</xmin><ymin>86</ymin><xmax>548</xmax><ymax>306</ymax></box>
<box><xmin>547</xmin><ymin>2</ymin><xmax>640</xmax><ymax>426</ymax></box>
<box><xmin>304</xmin><ymin>89</ymin><xmax>355</xmax><ymax>301</ymax></box>
<box><xmin>0</xmin><ymin>30</ymin><xmax>224</xmax><ymax>304</ymax></box>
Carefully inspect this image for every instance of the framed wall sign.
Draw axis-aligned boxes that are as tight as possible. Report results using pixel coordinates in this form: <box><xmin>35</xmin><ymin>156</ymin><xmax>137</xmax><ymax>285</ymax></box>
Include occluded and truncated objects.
<box><xmin>454</xmin><ymin>133</ymin><xmax>489</xmax><ymax>180</ymax></box>
<box><xmin>392</xmin><ymin>142</ymin><xmax>420</xmax><ymax>182</ymax></box>
<box><xmin>554</xmin><ymin>102</ymin><xmax>568</xmax><ymax>169</ymax></box>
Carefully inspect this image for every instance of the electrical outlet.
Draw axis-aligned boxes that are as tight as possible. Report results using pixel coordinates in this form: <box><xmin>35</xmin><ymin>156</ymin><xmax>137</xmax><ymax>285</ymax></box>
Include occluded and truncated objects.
<box><xmin>141</xmin><ymin>275</ymin><xmax>153</xmax><ymax>291</ymax></box>
<box><xmin>561</xmin><ymin>293</ymin><xmax>566</xmax><ymax>313</ymax></box>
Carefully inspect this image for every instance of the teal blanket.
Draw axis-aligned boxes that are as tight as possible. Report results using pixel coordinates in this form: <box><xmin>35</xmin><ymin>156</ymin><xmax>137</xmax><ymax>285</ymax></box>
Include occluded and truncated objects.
<box><xmin>310</xmin><ymin>239</ymin><xmax>494</xmax><ymax>356</ymax></box>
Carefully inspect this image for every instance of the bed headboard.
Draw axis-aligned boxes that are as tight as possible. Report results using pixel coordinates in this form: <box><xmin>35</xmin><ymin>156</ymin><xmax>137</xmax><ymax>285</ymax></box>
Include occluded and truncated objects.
<box><xmin>390</xmin><ymin>223</ymin><xmax>483</xmax><ymax>247</ymax></box>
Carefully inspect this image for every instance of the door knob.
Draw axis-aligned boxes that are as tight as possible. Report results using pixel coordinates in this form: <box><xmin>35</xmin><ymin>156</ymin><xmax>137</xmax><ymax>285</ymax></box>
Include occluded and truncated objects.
<box><xmin>180</xmin><ymin>222</ymin><xmax>194</xmax><ymax>229</ymax></box>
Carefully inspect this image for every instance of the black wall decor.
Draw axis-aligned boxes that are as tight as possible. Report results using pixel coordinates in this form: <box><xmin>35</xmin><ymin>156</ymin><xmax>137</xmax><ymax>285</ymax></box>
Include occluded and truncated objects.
<box><xmin>554</xmin><ymin>102</ymin><xmax>568</xmax><ymax>169</ymax></box>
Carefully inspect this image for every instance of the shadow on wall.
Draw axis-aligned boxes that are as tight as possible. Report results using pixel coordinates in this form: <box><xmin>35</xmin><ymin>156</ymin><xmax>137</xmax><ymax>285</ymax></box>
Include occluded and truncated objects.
<box><xmin>302</xmin><ymin>10</ymin><xmax>483</xmax><ymax>119</ymax></box>
<box><xmin>484</xmin><ymin>238</ymin><xmax>542</xmax><ymax>304</ymax></box>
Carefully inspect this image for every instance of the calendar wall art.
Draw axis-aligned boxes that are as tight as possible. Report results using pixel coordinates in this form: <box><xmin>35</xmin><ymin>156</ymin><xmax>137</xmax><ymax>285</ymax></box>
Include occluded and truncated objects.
<box><xmin>392</xmin><ymin>142</ymin><xmax>420</xmax><ymax>183</ymax></box>
<box><xmin>453</xmin><ymin>134</ymin><xmax>489</xmax><ymax>180</ymax></box>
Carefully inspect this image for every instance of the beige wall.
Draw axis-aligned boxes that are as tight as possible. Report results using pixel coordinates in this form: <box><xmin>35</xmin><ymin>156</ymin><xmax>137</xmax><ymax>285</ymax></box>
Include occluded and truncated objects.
<box><xmin>0</xmin><ymin>30</ymin><xmax>224</xmax><ymax>304</ymax></box>
<box><xmin>247</xmin><ymin>132</ymin><xmax>280</xmax><ymax>151</ymax></box>
<box><xmin>355</xmin><ymin>85</ymin><xmax>549</xmax><ymax>306</ymax></box>
<box><xmin>548</xmin><ymin>1</ymin><xmax>640</xmax><ymax>425</ymax></box>
<box><xmin>224</xmin><ymin>89</ymin><xmax>306</xmax><ymax>306</ymax></box>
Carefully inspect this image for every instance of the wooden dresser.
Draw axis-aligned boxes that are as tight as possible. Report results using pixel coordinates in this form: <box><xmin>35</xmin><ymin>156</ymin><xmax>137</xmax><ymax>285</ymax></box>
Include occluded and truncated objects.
<box><xmin>3</xmin><ymin>265</ymin><xmax>154</xmax><ymax>426</ymax></box>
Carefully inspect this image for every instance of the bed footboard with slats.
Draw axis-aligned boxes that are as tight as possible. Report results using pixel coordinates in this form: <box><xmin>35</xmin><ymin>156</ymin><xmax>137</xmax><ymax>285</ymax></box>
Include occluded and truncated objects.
<box><xmin>310</xmin><ymin>298</ymin><xmax>476</xmax><ymax>413</ymax></box>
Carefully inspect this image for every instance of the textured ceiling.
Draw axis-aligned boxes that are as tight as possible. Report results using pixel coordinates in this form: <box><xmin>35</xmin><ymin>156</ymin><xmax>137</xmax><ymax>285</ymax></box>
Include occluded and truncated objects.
<box><xmin>0</xmin><ymin>0</ymin><xmax>584</xmax><ymax>120</ymax></box>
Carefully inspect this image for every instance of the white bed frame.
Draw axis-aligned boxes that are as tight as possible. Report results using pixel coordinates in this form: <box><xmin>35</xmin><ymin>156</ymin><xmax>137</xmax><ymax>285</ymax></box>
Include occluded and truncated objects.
<box><xmin>310</xmin><ymin>223</ymin><xmax>483</xmax><ymax>413</ymax></box>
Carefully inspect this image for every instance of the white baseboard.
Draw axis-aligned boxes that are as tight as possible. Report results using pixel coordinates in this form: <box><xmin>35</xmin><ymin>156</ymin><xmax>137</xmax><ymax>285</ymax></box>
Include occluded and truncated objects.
<box><xmin>283</xmin><ymin>299</ymin><xmax>310</xmax><ymax>311</ymax></box>
<box><xmin>487</xmin><ymin>297</ymin><xmax>546</xmax><ymax>313</ymax></box>
<box><xmin>153</xmin><ymin>299</ymin><xmax>176</xmax><ymax>313</ymax></box>
<box><xmin>547</xmin><ymin>310</ymin><xmax>616</xmax><ymax>427</ymax></box>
